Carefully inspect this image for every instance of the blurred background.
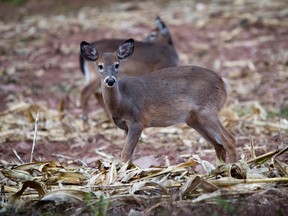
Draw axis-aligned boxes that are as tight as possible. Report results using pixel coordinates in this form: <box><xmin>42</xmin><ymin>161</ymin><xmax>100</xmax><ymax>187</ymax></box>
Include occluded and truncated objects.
<box><xmin>0</xmin><ymin>0</ymin><xmax>287</xmax><ymax>165</ymax></box>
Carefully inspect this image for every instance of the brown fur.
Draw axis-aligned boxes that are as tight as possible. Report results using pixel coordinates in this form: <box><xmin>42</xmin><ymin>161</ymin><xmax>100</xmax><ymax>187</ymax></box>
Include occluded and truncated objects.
<box><xmin>80</xmin><ymin>39</ymin><xmax>237</xmax><ymax>163</ymax></box>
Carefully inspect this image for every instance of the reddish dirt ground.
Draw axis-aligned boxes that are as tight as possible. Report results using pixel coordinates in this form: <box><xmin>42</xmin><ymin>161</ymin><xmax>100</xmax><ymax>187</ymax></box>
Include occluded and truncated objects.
<box><xmin>0</xmin><ymin>1</ymin><xmax>288</xmax><ymax>216</ymax></box>
<box><xmin>0</xmin><ymin>0</ymin><xmax>287</xmax><ymax>167</ymax></box>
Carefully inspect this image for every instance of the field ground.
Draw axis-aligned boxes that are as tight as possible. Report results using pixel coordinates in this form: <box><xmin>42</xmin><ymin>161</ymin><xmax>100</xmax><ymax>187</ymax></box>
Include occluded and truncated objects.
<box><xmin>0</xmin><ymin>0</ymin><xmax>287</xmax><ymax>215</ymax></box>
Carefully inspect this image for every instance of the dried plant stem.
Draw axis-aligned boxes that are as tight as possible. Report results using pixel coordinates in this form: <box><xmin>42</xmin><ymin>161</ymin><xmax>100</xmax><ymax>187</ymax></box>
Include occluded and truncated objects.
<box><xmin>247</xmin><ymin>149</ymin><xmax>279</xmax><ymax>165</ymax></box>
<box><xmin>274</xmin><ymin>159</ymin><xmax>288</xmax><ymax>176</ymax></box>
<box><xmin>8</xmin><ymin>143</ymin><xmax>24</xmax><ymax>164</ymax></box>
<box><xmin>210</xmin><ymin>177</ymin><xmax>288</xmax><ymax>187</ymax></box>
<box><xmin>249</xmin><ymin>135</ymin><xmax>256</xmax><ymax>159</ymax></box>
<box><xmin>30</xmin><ymin>110</ymin><xmax>42</xmax><ymax>163</ymax></box>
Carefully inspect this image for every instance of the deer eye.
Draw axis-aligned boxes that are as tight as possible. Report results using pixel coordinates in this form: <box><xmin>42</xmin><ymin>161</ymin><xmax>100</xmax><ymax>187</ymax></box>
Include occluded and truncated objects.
<box><xmin>148</xmin><ymin>32</ymin><xmax>157</xmax><ymax>40</ymax></box>
<box><xmin>98</xmin><ymin>64</ymin><xmax>103</xmax><ymax>70</ymax></box>
<box><xmin>115</xmin><ymin>63</ymin><xmax>119</xmax><ymax>69</ymax></box>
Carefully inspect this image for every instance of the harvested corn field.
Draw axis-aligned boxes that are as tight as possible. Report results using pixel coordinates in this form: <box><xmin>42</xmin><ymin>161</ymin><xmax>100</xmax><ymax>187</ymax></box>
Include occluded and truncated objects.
<box><xmin>0</xmin><ymin>0</ymin><xmax>287</xmax><ymax>215</ymax></box>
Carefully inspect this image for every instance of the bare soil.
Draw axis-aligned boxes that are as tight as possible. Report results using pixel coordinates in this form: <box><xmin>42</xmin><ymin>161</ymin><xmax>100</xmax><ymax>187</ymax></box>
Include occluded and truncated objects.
<box><xmin>0</xmin><ymin>1</ymin><xmax>287</xmax><ymax>214</ymax></box>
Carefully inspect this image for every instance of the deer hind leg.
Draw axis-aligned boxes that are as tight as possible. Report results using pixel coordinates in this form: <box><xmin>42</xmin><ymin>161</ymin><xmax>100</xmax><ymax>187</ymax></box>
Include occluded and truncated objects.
<box><xmin>81</xmin><ymin>77</ymin><xmax>101</xmax><ymax>130</ymax></box>
<box><xmin>121</xmin><ymin>123</ymin><xmax>143</xmax><ymax>162</ymax></box>
<box><xmin>81</xmin><ymin>85</ymin><xmax>95</xmax><ymax>131</ymax></box>
<box><xmin>186</xmin><ymin>112</ymin><xmax>237</xmax><ymax>163</ymax></box>
<box><xmin>218</xmin><ymin>123</ymin><xmax>237</xmax><ymax>162</ymax></box>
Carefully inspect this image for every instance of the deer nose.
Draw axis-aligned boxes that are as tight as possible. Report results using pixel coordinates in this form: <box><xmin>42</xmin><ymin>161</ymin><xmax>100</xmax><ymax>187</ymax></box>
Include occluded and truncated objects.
<box><xmin>105</xmin><ymin>77</ymin><xmax>116</xmax><ymax>87</ymax></box>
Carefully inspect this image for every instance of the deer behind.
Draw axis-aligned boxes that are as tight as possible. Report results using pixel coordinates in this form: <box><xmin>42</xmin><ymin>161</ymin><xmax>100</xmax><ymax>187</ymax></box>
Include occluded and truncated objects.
<box><xmin>80</xmin><ymin>38</ymin><xmax>237</xmax><ymax>163</ymax></box>
<box><xmin>80</xmin><ymin>17</ymin><xmax>179</xmax><ymax>128</ymax></box>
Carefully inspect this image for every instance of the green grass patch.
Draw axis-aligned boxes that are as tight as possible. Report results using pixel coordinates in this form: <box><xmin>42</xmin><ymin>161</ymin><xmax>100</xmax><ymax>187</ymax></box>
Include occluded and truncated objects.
<box><xmin>0</xmin><ymin>0</ymin><xmax>26</xmax><ymax>5</ymax></box>
<box><xmin>280</xmin><ymin>106</ymin><xmax>288</xmax><ymax>119</ymax></box>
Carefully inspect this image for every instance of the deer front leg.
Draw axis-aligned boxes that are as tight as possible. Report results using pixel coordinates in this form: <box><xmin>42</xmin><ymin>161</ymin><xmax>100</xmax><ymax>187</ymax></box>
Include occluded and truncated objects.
<box><xmin>121</xmin><ymin>123</ymin><xmax>143</xmax><ymax>162</ymax></box>
<box><xmin>80</xmin><ymin>77</ymin><xmax>101</xmax><ymax>130</ymax></box>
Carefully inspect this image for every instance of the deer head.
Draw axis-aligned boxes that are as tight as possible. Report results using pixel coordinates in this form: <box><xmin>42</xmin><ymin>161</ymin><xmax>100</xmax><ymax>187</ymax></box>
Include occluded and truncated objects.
<box><xmin>80</xmin><ymin>39</ymin><xmax>135</xmax><ymax>88</ymax></box>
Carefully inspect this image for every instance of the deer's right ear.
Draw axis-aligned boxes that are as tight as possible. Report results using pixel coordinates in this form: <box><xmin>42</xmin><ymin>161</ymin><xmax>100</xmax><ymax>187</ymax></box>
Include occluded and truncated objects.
<box><xmin>156</xmin><ymin>16</ymin><xmax>168</xmax><ymax>35</ymax></box>
<box><xmin>80</xmin><ymin>41</ymin><xmax>99</xmax><ymax>62</ymax></box>
<box><xmin>116</xmin><ymin>38</ymin><xmax>134</xmax><ymax>61</ymax></box>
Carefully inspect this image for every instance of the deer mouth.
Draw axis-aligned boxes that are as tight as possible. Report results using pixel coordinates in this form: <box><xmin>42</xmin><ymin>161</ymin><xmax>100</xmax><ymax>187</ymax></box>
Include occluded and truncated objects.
<box><xmin>104</xmin><ymin>77</ymin><xmax>116</xmax><ymax>87</ymax></box>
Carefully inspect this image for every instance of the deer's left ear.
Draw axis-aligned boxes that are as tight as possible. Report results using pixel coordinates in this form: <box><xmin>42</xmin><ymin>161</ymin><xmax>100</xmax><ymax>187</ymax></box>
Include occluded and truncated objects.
<box><xmin>116</xmin><ymin>38</ymin><xmax>134</xmax><ymax>61</ymax></box>
<box><xmin>80</xmin><ymin>41</ymin><xmax>99</xmax><ymax>62</ymax></box>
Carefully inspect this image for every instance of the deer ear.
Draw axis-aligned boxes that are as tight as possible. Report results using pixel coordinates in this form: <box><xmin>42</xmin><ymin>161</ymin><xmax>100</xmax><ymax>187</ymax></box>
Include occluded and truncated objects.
<box><xmin>80</xmin><ymin>41</ymin><xmax>99</xmax><ymax>62</ymax></box>
<box><xmin>156</xmin><ymin>16</ymin><xmax>168</xmax><ymax>35</ymax></box>
<box><xmin>116</xmin><ymin>38</ymin><xmax>134</xmax><ymax>61</ymax></box>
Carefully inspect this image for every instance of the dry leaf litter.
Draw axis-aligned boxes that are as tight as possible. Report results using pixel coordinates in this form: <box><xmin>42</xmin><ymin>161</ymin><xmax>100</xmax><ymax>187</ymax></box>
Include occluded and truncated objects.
<box><xmin>0</xmin><ymin>0</ymin><xmax>287</xmax><ymax>215</ymax></box>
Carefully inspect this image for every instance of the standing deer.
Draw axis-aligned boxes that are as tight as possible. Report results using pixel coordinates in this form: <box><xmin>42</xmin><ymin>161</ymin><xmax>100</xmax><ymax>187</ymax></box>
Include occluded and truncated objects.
<box><xmin>79</xmin><ymin>17</ymin><xmax>179</xmax><ymax>128</ymax></box>
<box><xmin>80</xmin><ymin>38</ymin><xmax>237</xmax><ymax>163</ymax></box>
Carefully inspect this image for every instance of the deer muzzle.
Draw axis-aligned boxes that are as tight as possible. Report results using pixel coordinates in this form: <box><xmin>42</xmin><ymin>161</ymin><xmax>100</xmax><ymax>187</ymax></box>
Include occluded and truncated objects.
<box><xmin>104</xmin><ymin>77</ymin><xmax>116</xmax><ymax>87</ymax></box>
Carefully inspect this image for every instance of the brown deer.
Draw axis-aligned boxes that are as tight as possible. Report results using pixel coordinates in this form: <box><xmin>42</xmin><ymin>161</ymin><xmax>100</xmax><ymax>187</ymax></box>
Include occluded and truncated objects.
<box><xmin>80</xmin><ymin>38</ymin><xmax>237</xmax><ymax>163</ymax></box>
<box><xmin>79</xmin><ymin>17</ymin><xmax>179</xmax><ymax>128</ymax></box>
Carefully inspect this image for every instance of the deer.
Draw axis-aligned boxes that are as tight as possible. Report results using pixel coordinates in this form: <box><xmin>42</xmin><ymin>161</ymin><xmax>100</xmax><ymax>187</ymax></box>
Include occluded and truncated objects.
<box><xmin>80</xmin><ymin>38</ymin><xmax>237</xmax><ymax>163</ymax></box>
<box><xmin>79</xmin><ymin>16</ymin><xmax>179</xmax><ymax>129</ymax></box>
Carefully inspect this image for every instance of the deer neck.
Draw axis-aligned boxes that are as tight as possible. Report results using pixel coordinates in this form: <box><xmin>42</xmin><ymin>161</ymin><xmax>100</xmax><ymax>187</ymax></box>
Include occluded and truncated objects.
<box><xmin>101</xmin><ymin>82</ymin><xmax>121</xmax><ymax>116</ymax></box>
